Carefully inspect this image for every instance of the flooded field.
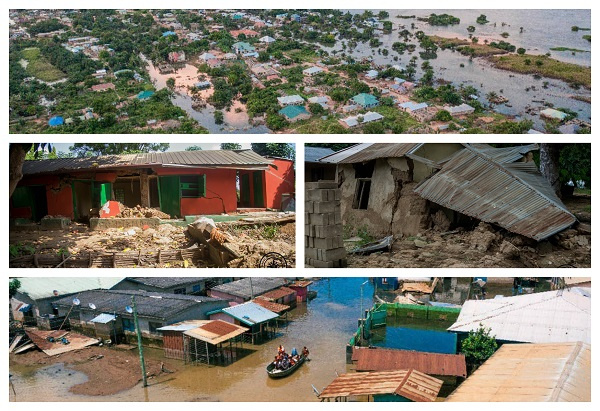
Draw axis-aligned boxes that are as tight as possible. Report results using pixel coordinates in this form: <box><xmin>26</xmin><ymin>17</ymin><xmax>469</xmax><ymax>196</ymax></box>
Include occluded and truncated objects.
<box><xmin>327</xmin><ymin>9</ymin><xmax>591</xmax><ymax>127</ymax></box>
<box><xmin>142</xmin><ymin>55</ymin><xmax>270</xmax><ymax>134</ymax></box>
<box><xmin>10</xmin><ymin>278</ymin><xmax>376</xmax><ymax>402</ymax></box>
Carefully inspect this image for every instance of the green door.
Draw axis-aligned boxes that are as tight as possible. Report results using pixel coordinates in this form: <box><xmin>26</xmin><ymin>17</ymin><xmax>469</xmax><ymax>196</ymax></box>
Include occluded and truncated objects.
<box><xmin>252</xmin><ymin>171</ymin><xmax>264</xmax><ymax>208</ymax></box>
<box><xmin>240</xmin><ymin>174</ymin><xmax>250</xmax><ymax>206</ymax></box>
<box><xmin>158</xmin><ymin>176</ymin><xmax>181</xmax><ymax>217</ymax></box>
<box><xmin>92</xmin><ymin>182</ymin><xmax>112</xmax><ymax>207</ymax></box>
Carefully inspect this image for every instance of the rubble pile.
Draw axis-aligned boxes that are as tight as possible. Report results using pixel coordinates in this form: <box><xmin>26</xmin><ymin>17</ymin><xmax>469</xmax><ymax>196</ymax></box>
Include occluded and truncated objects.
<box><xmin>116</xmin><ymin>204</ymin><xmax>171</xmax><ymax>219</ymax></box>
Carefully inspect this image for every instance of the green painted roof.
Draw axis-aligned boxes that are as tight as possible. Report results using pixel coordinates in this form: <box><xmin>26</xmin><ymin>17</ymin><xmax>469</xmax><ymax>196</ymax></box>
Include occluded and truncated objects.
<box><xmin>279</xmin><ymin>105</ymin><xmax>309</xmax><ymax>119</ymax></box>
<box><xmin>232</xmin><ymin>42</ymin><xmax>255</xmax><ymax>51</ymax></box>
<box><xmin>352</xmin><ymin>93</ymin><xmax>379</xmax><ymax>106</ymax></box>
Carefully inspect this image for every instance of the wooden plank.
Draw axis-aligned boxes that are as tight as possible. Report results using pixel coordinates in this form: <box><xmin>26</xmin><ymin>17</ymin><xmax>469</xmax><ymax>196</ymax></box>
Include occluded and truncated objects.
<box><xmin>9</xmin><ymin>335</ymin><xmax>24</xmax><ymax>352</ymax></box>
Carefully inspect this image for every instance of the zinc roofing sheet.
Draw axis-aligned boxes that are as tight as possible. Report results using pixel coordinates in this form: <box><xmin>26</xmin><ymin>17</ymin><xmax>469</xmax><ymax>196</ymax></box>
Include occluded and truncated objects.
<box><xmin>305</xmin><ymin>146</ymin><xmax>335</xmax><ymax>163</ymax></box>
<box><xmin>352</xmin><ymin>347</ymin><xmax>467</xmax><ymax>377</ymax></box>
<box><xmin>413</xmin><ymin>146</ymin><xmax>576</xmax><ymax>240</ymax></box>
<box><xmin>318</xmin><ymin>143</ymin><xmax>422</xmax><ymax>164</ymax></box>
<box><xmin>257</xmin><ymin>286</ymin><xmax>296</xmax><ymax>301</ymax></box>
<box><xmin>25</xmin><ymin>329</ymin><xmax>99</xmax><ymax>356</ymax></box>
<box><xmin>210</xmin><ymin>277</ymin><xmax>287</xmax><ymax>300</ymax></box>
<box><xmin>184</xmin><ymin>320</ymin><xmax>248</xmax><ymax>345</ymax></box>
<box><xmin>252</xmin><ymin>298</ymin><xmax>290</xmax><ymax>313</ymax></box>
<box><xmin>90</xmin><ymin>313</ymin><xmax>117</xmax><ymax>324</ymax></box>
<box><xmin>14</xmin><ymin>277</ymin><xmax>122</xmax><ymax>300</ymax></box>
<box><xmin>446</xmin><ymin>342</ymin><xmax>591</xmax><ymax>402</ymax></box>
<box><xmin>220</xmin><ymin>301</ymin><xmax>279</xmax><ymax>325</ymax></box>
<box><xmin>448</xmin><ymin>289</ymin><xmax>591</xmax><ymax>344</ymax></box>
<box><xmin>22</xmin><ymin>150</ymin><xmax>272</xmax><ymax>175</ymax></box>
<box><xmin>319</xmin><ymin>369</ymin><xmax>443</xmax><ymax>402</ymax></box>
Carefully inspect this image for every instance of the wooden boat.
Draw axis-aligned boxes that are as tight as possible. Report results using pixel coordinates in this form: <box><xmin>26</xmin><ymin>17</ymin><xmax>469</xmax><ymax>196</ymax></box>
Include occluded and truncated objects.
<box><xmin>266</xmin><ymin>354</ymin><xmax>307</xmax><ymax>378</ymax></box>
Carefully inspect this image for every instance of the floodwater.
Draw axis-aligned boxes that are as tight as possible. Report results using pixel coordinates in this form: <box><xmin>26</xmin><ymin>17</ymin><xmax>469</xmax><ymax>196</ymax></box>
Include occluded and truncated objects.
<box><xmin>328</xmin><ymin>9</ymin><xmax>591</xmax><ymax>127</ymax></box>
<box><xmin>369</xmin><ymin>317</ymin><xmax>457</xmax><ymax>354</ymax></box>
<box><xmin>10</xmin><ymin>278</ymin><xmax>377</xmax><ymax>402</ymax></box>
<box><xmin>142</xmin><ymin>55</ymin><xmax>270</xmax><ymax>134</ymax></box>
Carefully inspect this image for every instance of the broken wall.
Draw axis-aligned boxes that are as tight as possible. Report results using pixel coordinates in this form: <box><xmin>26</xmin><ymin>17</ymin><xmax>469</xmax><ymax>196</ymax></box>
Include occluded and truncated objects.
<box><xmin>339</xmin><ymin>158</ymin><xmax>431</xmax><ymax>238</ymax></box>
<box><xmin>264</xmin><ymin>158</ymin><xmax>295</xmax><ymax>210</ymax></box>
<box><xmin>412</xmin><ymin>143</ymin><xmax>464</xmax><ymax>182</ymax></box>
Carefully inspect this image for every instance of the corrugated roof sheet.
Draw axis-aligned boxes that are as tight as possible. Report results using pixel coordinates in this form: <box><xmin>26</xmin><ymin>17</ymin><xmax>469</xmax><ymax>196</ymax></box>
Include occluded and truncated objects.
<box><xmin>414</xmin><ymin>145</ymin><xmax>576</xmax><ymax>240</ymax></box>
<box><xmin>257</xmin><ymin>286</ymin><xmax>296</xmax><ymax>301</ymax></box>
<box><xmin>446</xmin><ymin>342</ymin><xmax>591</xmax><ymax>402</ymax></box>
<box><xmin>22</xmin><ymin>150</ymin><xmax>272</xmax><ymax>175</ymax></box>
<box><xmin>157</xmin><ymin>320</ymin><xmax>208</xmax><ymax>332</ymax></box>
<box><xmin>184</xmin><ymin>320</ymin><xmax>248</xmax><ymax>345</ymax></box>
<box><xmin>53</xmin><ymin>289</ymin><xmax>224</xmax><ymax>320</ymax></box>
<box><xmin>210</xmin><ymin>278</ymin><xmax>287</xmax><ymax>300</ymax></box>
<box><xmin>318</xmin><ymin>143</ymin><xmax>422</xmax><ymax>164</ymax></box>
<box><xmin>305</xmin><ymin>147</ymin><xmax>335</xmax><ymax>163</ymax></box>
<box><xmin>25</xmin><ymin>329</ymin><xmax>99</xmax><ymax>356</ymax></box>
<box><xmin>252</xmin><ymin>298</ymin><xmax>290</xmax><ymax>313</ymax></box>
<box><xmin>448</xmin><ymin>289</ymin><xmax>591</xmax><ymax>344</ymax></box>
<box><xmin>220</xmin><ymin>301</ymin><xmax>279</xmax><ymax>325</ymax></box>
<box><xmin>13</xmin><ymin>277</ymin><xmax>123</xmax><ymax>301</ymax></box>
<box><xmin>90</xmin><ymin>313</ymin><xmax>116</xmax><ymax>324</ymax></box>
<box><xmin>121</xmin><ymin>277</ymin><xmax>210</xmax><ymax>289</ymax></box>
<box><xmin>319</xmin><ymin>369</ymin><xmax>443</xmax><ymax>402</ymax></box>
<box><xmin>352</xmin><ymin>347</ymin><xmax>467</xmax><ymax>377</ymax></box>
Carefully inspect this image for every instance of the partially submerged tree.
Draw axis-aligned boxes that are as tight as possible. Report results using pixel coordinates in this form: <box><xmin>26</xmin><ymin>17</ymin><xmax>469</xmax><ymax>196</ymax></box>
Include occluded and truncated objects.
<box><xmin>460</xmin><ymin>324</ymin><xmax>498</xmax><ymax>372</ymax></box>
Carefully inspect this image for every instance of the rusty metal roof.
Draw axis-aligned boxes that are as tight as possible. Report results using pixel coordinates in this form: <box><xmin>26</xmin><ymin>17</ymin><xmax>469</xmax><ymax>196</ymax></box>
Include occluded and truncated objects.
<box><xmin>319</xmin><ymin>369</ymin><xmax>443</xmax><ymax>402</ymax></box>
<box><xmin>414</xmin><ymin>145</ymin><xmax>576</xmax><ymax>240</ymax></box>
<box><xmin>252</xmin><ymin>298</ymin><xmax>290</xmax><ymax>313</ymax></box>
<box><xmin>352</xmin><ymin>347</ymin><xmax>467</xmax><ymax>377</ymax></box>
<box><xmin>446</xmin><ymin>342</ymin><xmax>591</xmax><ymax>402</ymax></box>
<box><xmin>289</xmin><ymin>280</ymin><xmax>313</xmax><ymax>288</ymax></box>
<box><xmin>183</xmin><ymin>320</ymin><xmax>248</xmax><ymax>345</ymax></box>
<box><xmin>318</xmin><ymin>143</ymin><xmax>422</xmax><ymax>164</ymax></box>
<box><xmin>22</xmin><ymin>150</ymin><xmax>273</xmax><ymax>175</ymax></box>
<box><xmin>257</xmin><ymin>286</ymin><xmax>296</xmax><ymax>301</ymax></box>
<box><xmin>25</xmin><ymin>328</ymin><xmax>99</xmax><ymax>356</ymax></box>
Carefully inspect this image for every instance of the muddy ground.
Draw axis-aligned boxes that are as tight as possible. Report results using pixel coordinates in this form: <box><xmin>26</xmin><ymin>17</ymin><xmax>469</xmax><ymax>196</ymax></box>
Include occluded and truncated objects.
<box><xmin>9</xmin><ymin>345</ymin><xmax>178</xmax><ymax>396</ymax></box>
<box><xmin>9</xmin><ymin>221</ymin><xmax>296</xmax><ymax>268</ymax></box>
<box><xmin>348</xmin><ymin>196</ymin><xmax>591</xmax><ymax>268</ymax></box>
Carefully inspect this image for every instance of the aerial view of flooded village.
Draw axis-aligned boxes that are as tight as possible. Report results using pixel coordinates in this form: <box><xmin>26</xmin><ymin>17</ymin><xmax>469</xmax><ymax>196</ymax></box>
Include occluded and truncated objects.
<box><xmin>9</xmin><ymin>9</ymin><xmax>591</xmax><ymax>134</ymax></box>
<box><xmin>8</xmin><ymin>277</ymin><xmax>591</xmax><ymax>402</ymax></box>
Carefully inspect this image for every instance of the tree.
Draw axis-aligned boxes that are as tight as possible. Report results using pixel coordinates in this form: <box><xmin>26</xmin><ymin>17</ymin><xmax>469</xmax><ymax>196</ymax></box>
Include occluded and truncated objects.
<box><xmin>517</xmin><ymin>47</ymin><xmax>526</xmax><ymax>55</ymax></box>
<box><xmin>540</xmin><ymin>143</ymin><xmax>563</xmax><ymax>196</ymax></box>
<box><xmin>214</xmin><ymin>110</ymin><xmax>224</xmax><ymax>125</ymax></box>
<box><xmin>9</xmin><ymin>143</ymin><xmax>50</xmax><ymax>197</ymax></box>
<box><xmin>251</xmin><ymin>143</ymin><xmax>295</xmax><ymax>160</ymax></box>
<box><xmin>221</xmin><ymin>143</ymin><xmax>242</xmax><ymax>150</ymax></box>
<box><xmin>166</xmin><ymin>77</ymin><xmax>176</xmax><ymax>89</ymax></box>
<box><xmin>185</xmin><ymin>145</ymin><xmax>203</xmax><ymax>151</ymax></box>
<box><xmin>69</xmin><ymin>143</ymin><xmax>170</xmax><ymax>157</ymax></box>
<box><xmin>460</xmin><ymin>325</ymin><xmax>498</xmax><ymax>372</ymax></box>
<box><xmin>9</xmin><ymin>278</ymin><xmax>21</xmax><ymax>299</ymax></box>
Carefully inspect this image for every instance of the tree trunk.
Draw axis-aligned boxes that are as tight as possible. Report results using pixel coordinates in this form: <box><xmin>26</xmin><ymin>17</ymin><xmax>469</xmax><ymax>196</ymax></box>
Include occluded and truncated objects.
<box><xmin>539</xmin><ymin>143</ymin><xmax>562</xmax><ymax>198</ymax></box>
<box><xmin>9</xmin><ymin>144</ymin><xmax>30</xmax><ymax>198</ymax></box>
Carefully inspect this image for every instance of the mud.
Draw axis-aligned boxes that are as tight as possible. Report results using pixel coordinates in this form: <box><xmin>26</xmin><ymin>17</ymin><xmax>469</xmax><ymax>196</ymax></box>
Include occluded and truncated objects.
<box><xmin>348</xmin><ymin>221</ymin><xmax>591</xmax><ymax>268</ymax></box>
<box><xmin>9</xmin><ymin>345</ymin><xmax>178</xmax><ymax>396</ymax></box>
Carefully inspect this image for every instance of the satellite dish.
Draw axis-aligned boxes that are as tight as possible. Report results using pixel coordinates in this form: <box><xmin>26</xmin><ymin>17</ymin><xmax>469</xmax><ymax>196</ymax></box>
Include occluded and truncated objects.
<box><xmin>72</xmin><ymin>298</ymin><xmax>81</xmax><ymax>306</ymax></box>
<box><xmin>125</xmin><ymin>306</ymin><xmax>133</xmax><ymax>314</ymax></box>
<box><xmin>89</xmin><ymin>303</ymin><xmax>96</xmax><ymax>310</ymax></box>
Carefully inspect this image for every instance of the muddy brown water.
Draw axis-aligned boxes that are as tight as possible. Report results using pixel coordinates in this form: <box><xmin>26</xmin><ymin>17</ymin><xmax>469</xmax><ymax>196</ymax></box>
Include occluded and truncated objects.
<box><xmin>10</xmin><ymin>278</ymin><xmax>374</xmax><ymax>402</ymax></box>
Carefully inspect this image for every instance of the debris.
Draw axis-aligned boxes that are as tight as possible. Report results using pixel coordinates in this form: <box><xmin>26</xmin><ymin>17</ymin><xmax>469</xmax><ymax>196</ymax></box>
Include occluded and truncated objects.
<box><xmin>350</xmin><ymin>235</ymin><xmax>394</xmax><ymax>255</ymax></box>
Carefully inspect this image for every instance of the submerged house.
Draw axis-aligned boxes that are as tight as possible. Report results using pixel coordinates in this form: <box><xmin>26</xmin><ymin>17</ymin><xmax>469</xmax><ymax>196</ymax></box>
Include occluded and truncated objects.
<box><xmin>318</xmin><ymin>143</ymin><xmax>577</xmax><ymax>241</ymax></box>
<box><xmin>10</xmin><ymin>150</ymin><xmax>294</xmax><ymax>222</ymax></box>
<box><xmin>52</xmin><ymin>289</ymin><xmax>228</xmax><ymax>344</ymax></box>
<box><xmin>207</xmin><ymin>301</ymin><xmax>279</xmax><ymax>344</ymax></box>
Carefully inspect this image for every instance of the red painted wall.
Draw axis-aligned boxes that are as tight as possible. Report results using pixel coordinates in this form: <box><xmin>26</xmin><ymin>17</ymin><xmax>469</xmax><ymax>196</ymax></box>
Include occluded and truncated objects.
<box><xmin>155</xmin><ymin>167</ymin><xmax>238</xmax><ymax>215</ymax></box>
<box><xmin>11</xmin><ymin>175</ymin><xmax>74</xmax><ymax>219</ymax></box>
<box><xmin>264</xmin><ymin>159</ymin><xmax>295</xmax><ymax>210</ymax></box>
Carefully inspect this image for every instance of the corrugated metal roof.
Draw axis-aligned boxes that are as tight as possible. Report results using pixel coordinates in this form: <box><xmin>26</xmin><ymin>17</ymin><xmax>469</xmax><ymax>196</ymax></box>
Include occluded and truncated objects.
<box><xmin>220</xmin><ymin>301</ymin><xmax>279</xmax><ymax>325</ymax></box>
<box><xmin>90</xmin><ymin>313</ymin><xmax>116</xmax><ymax>324</ymax></box>
<box><xmin>305</xmin><ymin>146</ymin><xmax>335</xmax><ymax>163</ymax></box>
<box><xmin>257</xmin><ymin>286</ymin><xmax>296</xmax><ymax>301</ymax></box>
<box><xmin>184</xmin><ymin>320</ymin><xmax>248</xmax><ymax>345</ymax></box>
<box><xmin>22</xmin><ymin>150</ymin><xmax>272</xmax><ymax>175</ymax></box>
<box><xmin>25</xmin><ymin>329</ymin><xmax>99</xmax><ymax>356</ymax></box>
<box><xmin>446</xmin><ymin>342</ymin><xmax>591</xmax><ymax>402</ymax></box>
<box><xmin>157</xmin><ymin>320</ymin><xmax>208</xmax><ymax>332</ymax></box>
<box><xmin>352</xmin><ymin>347</ymin><xmax>467</xmax><ymax>377</ymax></box>
<box><xmin>252</xmin><ymin>298</ymin><xmax>290</xmax><ymax>313</ymax></box>
<box><xmin>13</xmin><ymin>277</ymin><xmax>123</xmax><ymax>301</ymax></box>
<box><xmin>318</xmin><ymin>143</ymin><xmax>422</xmax><ymax>164</ymax></box>
<box><xmin>448</xmin><ymin>289</ymin><xmax>591</xmax><ymax>344</ymax></box>
<box><xmin>414</xmin><ymin>146</ymin><xmax>576</xmax><ymax>240</ymax></box>
<box><xmin>210</xmin><ymin>278</ymin><xmax>287</xmax><ymax>300</ymax></box>
<box><xmin>121</xmin><ymin>277</ymin><xmax>209</xmax><ymax>289</ymax></box>
<box><xmin>319</xmin><ymin>369</ymin><xmax>443</xmax><ymax>402</ymax></box>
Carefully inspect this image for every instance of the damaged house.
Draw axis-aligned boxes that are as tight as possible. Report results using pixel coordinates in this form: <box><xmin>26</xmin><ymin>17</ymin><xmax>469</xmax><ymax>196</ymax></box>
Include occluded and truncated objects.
<box><xmin>317</xmin><ymin>143</ymin><xmax>577</xmax><ymax>241</ymax></box>
<box><xmin>10</xmin><ymin>149</ymin><xmax>295</xmax><ymax>222</ymax></box>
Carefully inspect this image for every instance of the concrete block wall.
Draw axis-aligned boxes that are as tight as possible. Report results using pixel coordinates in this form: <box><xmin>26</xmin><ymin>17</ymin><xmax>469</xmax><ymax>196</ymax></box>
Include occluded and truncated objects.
<box><xmin>305</xmin><ymin>181</ymin><xmax>347</xmax><ymax>268</ymax></box>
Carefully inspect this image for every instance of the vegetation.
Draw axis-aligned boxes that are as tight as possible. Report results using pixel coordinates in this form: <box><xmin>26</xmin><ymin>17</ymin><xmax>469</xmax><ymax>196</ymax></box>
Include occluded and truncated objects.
<box><xmin>460</xmin><ymin>325</ymin><xmax>498</xmax><ymax>372</ymax></box>
<box><xmin>427</xmin><ymin>14</ymin><xmax>460</xmax><ymax>26</ymax></box>
<box><xmin>251</xmin><ymin>143</ymin><xmax>295</xmax><ymax>160</ymax></box>
<box><xmin>21</xmin><ymin>47</ymin><xmax>66</xmax><ymax>82</ymax></box>
<box><xmin>9</xmin><ymin>278</ymin><xmax>22</xmax><ymax>298</ymax></box>
<box><xmin>549</xmin><ymin>47</ymin><xmax>589</xmax><ymax>53</ymax></box>
<box><xmin>476</xmin><ymin>15</ymin><xmax>489</xmax><ymax>24</ymax></box>
<box><xmin>69</xmin><ymin>143</ymin><xmax>169</xmax><ymax>157</ymax></box>
<box><xmin>490</xmin><ymin>54</ymin><xmax>591</xmax><ymax>88</ymax></box>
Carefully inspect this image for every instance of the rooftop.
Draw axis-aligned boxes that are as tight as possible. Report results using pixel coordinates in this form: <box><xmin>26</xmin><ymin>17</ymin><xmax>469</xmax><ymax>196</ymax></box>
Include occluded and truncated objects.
<box><xmin>183</xmin><ymin>320</ymin><xmax>248</xmax><ymax>345</ymax></box>
<box><xmin>277</xmin><ymin>95</ymin><xmax>305</xmax><ymax>105</ymax></box>
<box><xmin>399</xmin><ymin>101</ymin><xmax>428</xmax><ymax>111</ymax></box>
<box><xmin>217</xmin><ymin>301</ymin><xmax>279</xmax><ymax>325</ymax></box>
<box><xmin>52</xmin><ymin>289</ymin><xmax>224</xmax><ymax>320</ymax></box>
<box><xmin>257</xmin><ymin>286</ymin><xmax>296</xmax><ymax>301</ymax></box>
<box><xmin>446</xmin><ymin>342</ymin><xmax>591</xmax><ymax>402</ymax></box>
<box><xmin>279</xmin><ymin>105</ymin><xmax>309</xmax><ymax>119</ymax></box>
<box><xmin>318</xmin><ymin>143</ymin><xmax>422</xmax><ymax>164</ymax></box>
<box><xmin>305</xmin><ymin>146</ymin><xmax>335</xmax><ymax>163</ymax></box>
<box><xmin>210</xmin><ymin>277</ymin><xmax>288</xmax><ymax>300</ymax></box>
<box><xmin>118</xmin><ymin>277</ymin><xmax>211</xmax><ymax>289</ymax></box>
<box><xmin>22</xmin><ymin>149</ymin><xmax>273</xmax><ymax>175</ymax></box>
<box><xmin>351</xmin><ymin>93</ymin><xmax>379</xmax><ymax>107</ymax></box>
<box><xmin>13</xmin><ymin>277</ymin><xmax>122</xmax><ymax>301</ymax></box>
<box><xmin>448</xmin><ymin>288</ymin><xmax>591</xmax><ymax>344</ymax></box>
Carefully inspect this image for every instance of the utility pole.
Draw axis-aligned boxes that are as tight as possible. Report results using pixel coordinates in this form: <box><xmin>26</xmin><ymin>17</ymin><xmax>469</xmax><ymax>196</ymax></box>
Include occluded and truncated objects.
<box><xmin>360</xmin><ymin>280</ymin><xmax>368</xmax><ymax>320</ymax></box>
<box><xmin>131</xmin><ymin>296</ymin><xmax>148</xmax><ymax>388</ymax></box>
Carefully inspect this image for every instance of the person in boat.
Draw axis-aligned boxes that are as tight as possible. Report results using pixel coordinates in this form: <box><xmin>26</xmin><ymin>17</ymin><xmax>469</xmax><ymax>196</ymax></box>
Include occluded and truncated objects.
<box><xmin>291</xmin><ymin>347</ymin><xmax>298</xmax><ymax>356</ymax></box>
<box><xmin>302</xmin><ymin>347</ymin><xmax>309</xmax><ymax>358</ymax></box>
<box><xmin>281</xmin><ymin>355</ymin><xmax>290</xmax><ymax>370</ymax></box>
<box><xmin>278</xmin><ymin>345</ymin><xmax>285</xmax><ymax>354</ymax></box>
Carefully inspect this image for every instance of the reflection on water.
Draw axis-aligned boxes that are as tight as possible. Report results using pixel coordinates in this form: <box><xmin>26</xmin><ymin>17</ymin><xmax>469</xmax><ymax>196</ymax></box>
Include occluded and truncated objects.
<box><xmin>10</xmin><ymin>278</ymin><xmax>376</xmax><ymax>402</ymax></box>
<box><xmin>142</xmin><ymin>55</ymin><xmax>270</xmax><ymax>134</ymax></box>
<box><xmin>370</xmin><ymin>317</ymin><xmax>457</xmax><ymax>354</ymax></box>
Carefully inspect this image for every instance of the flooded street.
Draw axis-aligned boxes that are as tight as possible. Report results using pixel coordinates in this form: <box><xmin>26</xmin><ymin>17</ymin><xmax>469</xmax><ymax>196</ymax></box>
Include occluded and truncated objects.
<box><xmin>10</xmin><ymin>278</ymin><xmax>376</xmax><ymax>402</ymax></box>
<box><xmin>142</xmin><ymin>55</ymin><xmax>270</xmax><ymax>134</ymax></box>
<box><xmin>327</xmin><ymin>9</ymin><xmax>591</xmax><ymax>127</ymax></box>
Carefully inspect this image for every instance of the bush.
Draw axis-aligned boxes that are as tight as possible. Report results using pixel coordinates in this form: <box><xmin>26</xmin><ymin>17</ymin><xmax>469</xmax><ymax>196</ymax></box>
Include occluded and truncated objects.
<box><xmin>434</xmin><ymin>110</ymin><xmax>452</xmax><ymax>122</ymax></box>
<box><xmin>517</xmin><ymin>48</ymin><xmax>526</xmax><ymax>55</ymax></box>
<box><xmin>460</xmin><ymin>325</ymin><xmax>498</xmax><ymax>372</ymax></box>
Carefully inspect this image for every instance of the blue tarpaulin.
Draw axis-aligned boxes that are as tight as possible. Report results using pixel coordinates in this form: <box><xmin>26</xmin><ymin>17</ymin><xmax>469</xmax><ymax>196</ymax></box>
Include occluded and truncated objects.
<box><xmin>19</xmin><ymin>304</ymin><xmax>32</xmax><ymax>312</ymax></box>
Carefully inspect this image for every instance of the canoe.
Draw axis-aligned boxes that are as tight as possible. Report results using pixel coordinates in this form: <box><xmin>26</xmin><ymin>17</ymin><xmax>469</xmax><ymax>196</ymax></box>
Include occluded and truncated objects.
<box><xmin>266</xmin><ymin>354</ymin><xmax>306</xmax><ymax>378</ymax></box>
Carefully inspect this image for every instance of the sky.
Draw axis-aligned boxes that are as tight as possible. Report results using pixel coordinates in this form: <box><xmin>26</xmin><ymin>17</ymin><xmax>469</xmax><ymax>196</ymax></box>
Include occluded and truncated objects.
<box><xmin>52</xmin><ymin>143</ymin><xmax>252</xmax><ymax>154</ymax></box>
